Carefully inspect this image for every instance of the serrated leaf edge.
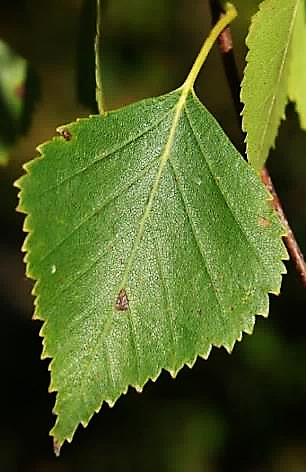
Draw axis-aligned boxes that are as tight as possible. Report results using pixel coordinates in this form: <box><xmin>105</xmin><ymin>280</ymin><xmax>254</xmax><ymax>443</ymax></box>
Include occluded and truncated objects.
<box><xmin>15</xmin><ymin>105</ymin><xmax>288</xmax><ymax>454</ymax></box>
<box><xmin>241</xmin><ymin>0</ymin><xmax>299</xmax><ymax>170</ymax></box>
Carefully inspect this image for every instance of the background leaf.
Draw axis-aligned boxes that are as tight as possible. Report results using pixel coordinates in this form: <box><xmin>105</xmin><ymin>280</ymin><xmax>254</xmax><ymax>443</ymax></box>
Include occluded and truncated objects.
<box><xmin>17</xmin><ymin>88</ymin><xmax>287</xmax><ymax>452</ymax></box>
<box><xmin>241</xmin><ymin>0</ymin><xmax>299</xmax><ymax>171</ymax></box>
<box><xmin>288</xmin><ymin>0</ymin><xmax>306</xmax><ymax>129</ymax></box>
<box><xmin>0</xmin><ymin>39</ymin><xmax>39</xmax><ymax>165</ymax></box>
<box><xmin>0</xmin><ymin>40</ymin><xmax>26</xmax><ymax>165</ymax></box>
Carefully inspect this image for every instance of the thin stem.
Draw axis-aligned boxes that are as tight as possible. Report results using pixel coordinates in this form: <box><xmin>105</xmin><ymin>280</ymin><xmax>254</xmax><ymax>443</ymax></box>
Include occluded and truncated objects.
<box><xmin>261</xmin><ymin>168</ymin><xmax>306</xmax><ymax>288</ymax></box>
<box><xmin>95</xmin><ymin>0</ymin><xmax>105</xmax><ymax>114</ymax></box>
<box><xmin>210</xmin><ymin>0</ymin><xmax>243</xmax><ymax>125</ymax></box>
<box><xmin>183</xmin><ymin>3</ymin><xmax>237</xmax><ymax>91</ymax></box>
<box><xmin>209</xmin><ymin>0</ymin><xmax>306</xmax><ymax>289</ymax></box>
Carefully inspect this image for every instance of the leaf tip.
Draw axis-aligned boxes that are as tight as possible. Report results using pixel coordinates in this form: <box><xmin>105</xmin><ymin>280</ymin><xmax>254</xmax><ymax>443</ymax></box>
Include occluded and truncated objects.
<box><xmin>53</xmin><ymin>439</ymin><xmax>62</xmax><ymax>457</ymax></box>
<box><xmin>169</xmin><ymin>369</ymin><xmax>178</xmax><ymax>379</ymax></box>
<box><xmin>106</xmin><ymin>399</ymin><xmax>116</xmax><ymax>408</ymax></box>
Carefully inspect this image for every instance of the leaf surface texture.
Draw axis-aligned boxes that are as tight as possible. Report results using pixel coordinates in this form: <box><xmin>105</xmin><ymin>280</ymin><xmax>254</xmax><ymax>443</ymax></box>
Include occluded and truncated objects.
<box><xmin>17</xmin><ymin>88</ymin><xmax>287</xmax><ymax>450</ymax></box>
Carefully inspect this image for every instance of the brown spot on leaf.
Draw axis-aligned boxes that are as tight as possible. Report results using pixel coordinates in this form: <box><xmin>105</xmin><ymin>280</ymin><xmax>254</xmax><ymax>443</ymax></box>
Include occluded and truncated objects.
<box><xmin>15</xmin><ymin>83</ymin><xmax>25</xmax><ymax>99</ymax></box>
<box><xmin>116</xmin><ymin>289</ymin><xmax>129</xmax><ymax>311</ymax></box>
<box><xmin>258</xmin><ymin>216</ymin><xmax>272</xmax><ymax>228</ymax></box>
<box><xmin>58</xmin><ymin>128</ymin><xmax>72</xmax><ymax>141</ymax></box>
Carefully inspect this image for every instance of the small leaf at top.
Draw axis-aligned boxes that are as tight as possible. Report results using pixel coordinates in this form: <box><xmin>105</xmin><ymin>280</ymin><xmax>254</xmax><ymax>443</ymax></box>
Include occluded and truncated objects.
<box><xmin>241</xmin><ymin>0</ymin><xmax>300</xmax><ymax>171</ymax></box>
<box><xmin>16</xmin><ymin>86</ymin><xmax>288</xmax><ymax>452</ymax></box>
<box><xmin>288</xmin><ymin>0</ymin><xmax>306</xmax><ymax>129</ymax></box>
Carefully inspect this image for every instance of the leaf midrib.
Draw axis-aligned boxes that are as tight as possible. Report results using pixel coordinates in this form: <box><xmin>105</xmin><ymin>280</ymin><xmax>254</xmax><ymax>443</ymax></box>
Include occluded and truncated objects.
<box><xmin>119</xmin><ymin>86</ymin><xmax>188</xmax><ymax>290</ymax></box>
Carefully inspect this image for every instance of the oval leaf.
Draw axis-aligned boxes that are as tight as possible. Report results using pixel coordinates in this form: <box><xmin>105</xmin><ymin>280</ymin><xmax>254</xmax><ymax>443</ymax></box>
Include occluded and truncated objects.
<box><xmin>16</xmin><ymin>88</ymin><xmax>288</xmax><ymax>452</ymax></box>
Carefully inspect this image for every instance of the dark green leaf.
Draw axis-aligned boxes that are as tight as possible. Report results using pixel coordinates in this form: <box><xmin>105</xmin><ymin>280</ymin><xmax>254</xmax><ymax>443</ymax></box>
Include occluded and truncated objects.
<box><xmin>16</xmin><ymin>86</ymin><xmax>287</xmax><ymax>452</ymax></box>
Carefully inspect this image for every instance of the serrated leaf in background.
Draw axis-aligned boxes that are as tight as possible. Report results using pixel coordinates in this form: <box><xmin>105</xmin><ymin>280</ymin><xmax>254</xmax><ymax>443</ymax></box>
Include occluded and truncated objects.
<box><xmin>288</xmin><ymin>0</ymin><xmax>306</xmax><ymax>129</ymax></box>
<box><xmin>16</xmin><ymin>86</ymin><xmax>288</xmax><ymax>452</ymax></box>
<box><xmin>241</xmin><ymin>0</ymin><xmax>299</xmax><ymax>171</ymax></box>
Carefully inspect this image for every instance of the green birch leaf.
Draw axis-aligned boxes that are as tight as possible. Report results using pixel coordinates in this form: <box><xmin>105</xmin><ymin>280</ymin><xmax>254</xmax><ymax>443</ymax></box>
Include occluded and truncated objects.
<box><xmin>16</xmin><ymin>87</ymin><xmax>288</xmax><ymax>453</ymax></box>
<box><xmin>288</xmin><ymin>0</ymin><xmax>306</xmax><ymax>128</ymax></box>
<box><xmin>241</xmin><ymin>0</ymin><xmax>299</xmax><ymax>171</ymax></box>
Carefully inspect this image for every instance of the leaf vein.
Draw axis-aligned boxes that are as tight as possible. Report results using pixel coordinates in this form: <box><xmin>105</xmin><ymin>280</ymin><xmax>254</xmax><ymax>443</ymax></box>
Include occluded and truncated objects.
<box><xmin>119</xmin><ymin>87</ymin><xmax>187</xmax><ymax>289</ymax></box>
<box><xmin>166</xmin><ymin>156</ymin><xmax>226</xmax><ymax>315</ymax></box>
<box><xmin>184</xmin><ymin>104</ymin><xmax>266</xmax><ymax>270</ymax></box>
<box><xmin>38</xmin><ymin>107</ymin><xmax>175</xmax><ymax>197</ymax></box>
<box><xmin>38</xmin><ymin>158</ymin><xmax>157</xmax><ymax>265</ymax></box>
<box><xmin>153</xmin><ymin>235</ymin><xmax>177</xmax><ymax>370</ymax></box>
<box><xmin>257</xmin><ymin>2</ymin><xmax>298</xmax><ymax>157</ymax></box>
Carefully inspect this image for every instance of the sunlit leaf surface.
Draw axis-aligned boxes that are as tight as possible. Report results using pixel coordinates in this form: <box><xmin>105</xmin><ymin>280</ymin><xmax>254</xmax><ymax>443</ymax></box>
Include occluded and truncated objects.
<box><xmin>241</xmin><ymin>0</ymin><xmax>299</xmax><ymax>170</ymax></box>
<box><xmin>288</xmin><ymin>0</ymin><xmax>306</xmax><ymax>129</ymax></box>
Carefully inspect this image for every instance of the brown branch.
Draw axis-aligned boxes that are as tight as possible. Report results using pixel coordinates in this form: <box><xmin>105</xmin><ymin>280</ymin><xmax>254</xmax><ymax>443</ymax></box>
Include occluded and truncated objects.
<box><xmin>209</xmin><ymin>0</ymin><xmax>243</xmax><ymax>121</ymax></box>
<box><xmin>209</xmin><ymin>0</ymin><xmax>306</xmax><ymax>288</ymax></box>
<box><xmin>261</xmin><ymin>168</ymin><xmax>306</xmax><ymax>287</ymax></box>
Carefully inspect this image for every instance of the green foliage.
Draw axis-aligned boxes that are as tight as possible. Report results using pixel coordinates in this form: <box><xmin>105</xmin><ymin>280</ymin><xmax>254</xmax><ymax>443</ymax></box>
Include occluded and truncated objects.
<box><xmin>288</xmin><ymin>0</ymin><xmax>306</xmax><ymax>129</ymax></box>
<box><xmin>241</xmin><ymin>0</ymin><xmax>300</xmax><ymax>171</ymax></box>
<box><xmin>13</xmin><ymin>0</ymin><xmax>306</xmax><ymax>457</ymax></box>
<box><xmin>0</xmin><ymin>40</ymin><xmax>27</xmax><ymax>165</ymax></box>
<box><xmin>16</xmin><ymin>84</ymin><xmax>287</xmax><ymax>451</ymax></box>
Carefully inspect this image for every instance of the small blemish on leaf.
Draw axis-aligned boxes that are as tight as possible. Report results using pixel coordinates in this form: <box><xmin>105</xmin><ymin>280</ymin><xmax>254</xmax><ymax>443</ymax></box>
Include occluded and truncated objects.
<box><xmin>115</xmin><ymin>288</ymin><xmax>129</xmax><ymax>311</ymax></box>
<box><xmin>58</xmin><ymin>129</ymin><xmax>72</xmax><ymax>141</ymax></box>
<box><xmin>258</xmin><ymin>216</ymin><xmax>272</xmax><ymax>228</ymax></box>
<box><xmin>107</xmin><ymin>242</ymin><xmax>113</xmax><ymax>252</ymax></box>
<box><xmin>15</xmin><ymin>83</ymin><xmax>25</xmax><ymax>99</ymax></box>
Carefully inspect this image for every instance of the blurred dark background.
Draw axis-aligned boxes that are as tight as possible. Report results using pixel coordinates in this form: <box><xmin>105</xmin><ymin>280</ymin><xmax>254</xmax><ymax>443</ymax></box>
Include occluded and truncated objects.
<box><xmin>0</xmin><ymin>0</ymin><xmax>306</xmax><ymax>470</ymax></box>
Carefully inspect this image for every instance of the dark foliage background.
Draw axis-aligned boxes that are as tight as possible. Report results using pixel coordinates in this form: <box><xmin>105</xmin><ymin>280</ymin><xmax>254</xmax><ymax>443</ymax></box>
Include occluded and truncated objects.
<box><xmin>0</xmin><ymin>1</ymin><xmax>306</xmax><ymax>470</ymax></box>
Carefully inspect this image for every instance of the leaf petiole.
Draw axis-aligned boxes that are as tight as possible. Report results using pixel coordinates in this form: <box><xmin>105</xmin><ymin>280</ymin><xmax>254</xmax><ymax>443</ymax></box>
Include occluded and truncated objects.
<box><xmin>183</xmin><ymin>2</ymin><xmax>237</xmax><ymax>93</ymax></box>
